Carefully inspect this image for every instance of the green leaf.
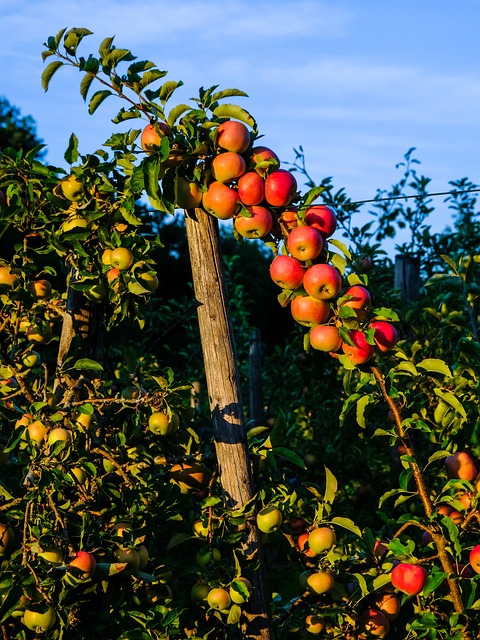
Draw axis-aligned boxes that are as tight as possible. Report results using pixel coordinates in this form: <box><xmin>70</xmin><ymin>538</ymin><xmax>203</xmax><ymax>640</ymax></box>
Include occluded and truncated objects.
<box><xmin>88</xmin><ymin>90</ymin><xmax>113</xmax><ymax>115</ymax></box>
<box><xmin>167</xmin><ymin>104</ymin><xmax>191</xmax><ymax>127</ymax></box>
<box><xmin>227</xmin><ymin>604</ymin><xmax>242</xmax><ymax>625</ymax></box>
<box><xmin>356</xmin><ymin>395</ymin><xmax>373</xmax><ymax>428</ymax></box>
<box><xmin>271</xmin><ymin>447</ymin><xmax>306</xmax><ymax>469</ymax></box>
<box><xmin>73</xmin><ymin>358</ymin><xmax>104</xmax><ymax>371</ymax></box>
<box><xmin>422</xmin><ymin>571</ymin><xmax>447</xmax><ymax>598</ymax></box>
<box><xmin>166</xmin><ymin>533</ymin><xmax>191</xmax><ymax>551</ymax></box>
<box><xmin>98</xmin><ymin>36</ymin><xmax>115</xmax><ymax>59</ymax></box>
<box><xmin>372</xmin><ymin>574</ymin><xmax>393</xmax><ymax>592</ymax></box>
<box><xmin>330</xmin><ymin>517</ymin><xmax>361</xmax><ymax>537</ymax></box>
<box><xmin>300</xmin><ymin>186</ymin><xmax>325</xmax><ymax>208</ymax></box>
<box><xmin>211</xmin><ymin>88</ymin><xmax>249</xmax><ymax>102</ymax></box>
<box><xmin>103</xmin><ymin>49</ymin><xmax>136</xmax><ymax>68</ymax></box>
<box><xmin>328</xmin><ymin>238</ymin><xmax>352</xmax><ymax>260</ymax></box>
<box><xmin>425</xmin><ymin>450</ymin><xmax>450</xmax><ymax>469</ymax></box>
<box><xmin>41</xmin><ymin>61</ymin><xmax>63</xmax><ymax>92</ymax></box>
<box><xmin>324</xmin><ymin>466</ymin><xmax>338</xmax><ymax>507</ymax></box>
<box><xmin>80</xmin><ymin>72</ymin><xmax>95</xmax><ymax>101</ymax></box>
<box><xmin>372</xmin><ymin>307</ymin><xmax>400</xmax><ymax>322</ymax></box>
<box><xmin>394</xmin><ymin>361</ymin><xmax>418</xmax><ymax>376</ymax></box>
<box><xmin>330</xmin><ymin>253</ymin><xmax>347</xmax><ymax>274</ymax></box>
<box><xmin>417</xmin><ymin>359</ymin><xmax>452</xmax><ymax>378</ymax></box>
<box><xmin>212</xmin><ymin>104</ymin><xmax>256</xmax><ymax>128</ymax></box>
<box><xmin>433</xmin><ymin>389</ymin><xmax>467</xmax><ymax>418</ymax></box>
<box><xmin>64</xmin><ymin>133</ymin><xmax>79</xmax><ymax>165</ymax></box>
<box><xmin>159</xmin><ymin>80</ymin><xmax>184</xmax><ymax>103</ymax></box>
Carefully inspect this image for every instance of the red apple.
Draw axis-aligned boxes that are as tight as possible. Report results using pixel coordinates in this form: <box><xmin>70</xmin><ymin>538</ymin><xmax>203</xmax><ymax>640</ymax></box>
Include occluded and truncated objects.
<box><xmin>237</xmin><ymin>171</ymin><xmax>265</xmax><ymax>206</ymax></box>
<box><xmin>291</xmin><ymin>296</ymin><xmax>330</xmax><ymax>327</ymax></box>
<box><xmin>141</xmin><ymin>122</ymin><xmax>170</xmax><ymax>153</ymax></box>
<box><xmin>303</xmin><ymin>263</ymin><xmax>342</xmax><ymax>300</ymax></box>
<box><xmin>297</xmin><ymin>532</ymin><xmax>317</xmax><ymax>558</ymax></box>
<box><xmin>341</xmin><ymin>330</ymin><xmax>374</xmax><ymax>365</ymax></box>
<box><xmin>264</xmin><ymin>170</ymin><xmax>297</xmax><ymax>207</ymax></box>
<box><xmin>269</xmin><ymin>255</ymin><xmax>305</xmax><ymax>290</ymax></box>
<box><xmin>373</xmin><ymin>592</ymin><xmax>401</xmax><ymax>620</ymax></box>
<box><xmin>69</xmin><ymin>551</ymin><xmax>96</xmax><ymax>580</ymax></box>
<box><xmin>445</xmin><ymin>451</ymin><xmax>478</xmax><ymax>482</ymax></box>
<box><xmin>305</xmin><ymin>205</ymin><xmax>337</xmax><ymax>238</ymax></box>
<box><xmin>286</xmin><ymin>226</ymin><xmax>323</xmax><ymax>262</ymax></box>
<box><xmin>370</xmin><ymin>320</ymin><xmax>398</xmax><ymax>352</ymax></box>
<box><xmin>341</xmin><ymin>285</ymin><xmax>371</xmax><ymax>320</ymax></box>
<box><xmin>470</xmin><ymin>544</ymin><xmax>480</xmax><ymax>573</ymax></box>
<box><xmin>216</xmin><ymin>120</ymin><xmax>250</xmax><ymax>153</ymax></box>
<box><xmin>251</xmin><ymin>146</ymin><xmax>280</xmax><ymax>176</ymax></box>
<box><xmin>211</xmin><ymin>151</ymin><xmax>246</xmax><ymax>183</ymax></box>
<box><xmin>359</xmin><ymin>609</ymin><xmax>390</xmax><ymax>638</ymax></box>
<box><xmin>309</xmin><ymin>325</ymin><xmax>342</xmax><ymax>352</ymax></box>
<box><xmin>391</xmin><ymin>563</ymin><xmax>427</xmax><ymax>596</ymax></box>
<box><xmin>235</xmin><ymin>206</ymin><xmax>273</xmax><ymax>239</ymax></box>
<box><xmin>306</xmin><ymin>571</ymin><xmax>334</xmax><ymax>595</ymax></box>
<box><xmin>202</xmin><ymin>182</ymin><xmax>240</xmax><ymax>220</ymax></box>
<box><xmin>280</xmin><ymin>207</ymin><xmax>299</xmax><ymax>229</ymax></box>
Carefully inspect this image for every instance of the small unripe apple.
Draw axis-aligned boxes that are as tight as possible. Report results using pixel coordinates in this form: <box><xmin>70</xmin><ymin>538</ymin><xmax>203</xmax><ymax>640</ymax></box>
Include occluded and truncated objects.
<box><xmin>359</xmin><ymin>608</ymin><xmax>390</xmax><ymax>638</ymax></box>
<box><xmin>47</xmin><ymin>427</ymin><xmax>72</xmax><ymax>448</ymax></box>
<box><xmin>207</xmin><ymin>587</ymin><xmax>231</xmax><ymax>610</ymax></box>
<box><xmin>110</xmin><ymin>247</ymin><xmax>134</xmax><ymax>270</ymax></box>
<box><xmin>27</xmin><ymin>279</ymin><xmax>52</xmax><ymax>299</ymax></box>
<box><xmin>148</xmin><ymin>411</ymin><xmax>179</xmax><ymax>435</ymax></box>
<box><xmin>306</xmin><ymin>571</ymin><xmax>334</xmax><ymax>594</ymax></box>
<box><xmin>305</xmin><ymin>614</ymin><xmax>325</xmax><ymax>634</ymax></box>
<box><xmin>191</xmin><ymin>583</ymin><xmax>210</xmax><ymax>602</ymax></box>
<box><xmin>307</xmin><ymin>526</ymin><xmax>336</xmax><ymax>554</ymax></box>
<box><xmin>0</xmin><ymin>265</ymin><xmax>19</xmax><ymax>289</ymax></box>
<box><xmin>229</xmin><ymin>577</ymin><xmax>252</xmax><ymax>604</ymax></box>
<box><xmin>141</xmin><ymin>122</ymin><xmax>170</xmax><ymax>152</ymax></box>
<box><xmin>60</xmin><ymin>175</ymin><xmax>85</xmax><ymax>202</ymax></box>
<box><xmin>174</xmin><ymin>177</ymin><xmax>202</xmax><ymax>210</ymax></box>
<box><xmin>373</xmin><ymin>592</ymin><xmax>401</xmax><ymax>620</ymax></box>
<box><xmin>256</xmin><ymin>506</ymin><xmax>283</xmax><ymax>533</ymax></box>
<box><xmin>23</xmin><ymin>604</ymin><xmax>57</xmax><ymax>631</ymax></box>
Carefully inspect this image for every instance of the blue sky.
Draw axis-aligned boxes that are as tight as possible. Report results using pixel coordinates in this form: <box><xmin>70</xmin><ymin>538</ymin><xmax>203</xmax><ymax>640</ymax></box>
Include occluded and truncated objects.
<box><xmin>1</xmin><ymin>0</ymin><xmax>480</xmax><ymax>243</ymax></box>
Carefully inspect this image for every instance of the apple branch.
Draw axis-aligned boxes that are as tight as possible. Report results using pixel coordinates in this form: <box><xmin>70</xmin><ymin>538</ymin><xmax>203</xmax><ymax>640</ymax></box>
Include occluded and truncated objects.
<box><xmin>370</xmin><ymin>365</ymin><xmax>465</xmax><ymax>613</ymax></box>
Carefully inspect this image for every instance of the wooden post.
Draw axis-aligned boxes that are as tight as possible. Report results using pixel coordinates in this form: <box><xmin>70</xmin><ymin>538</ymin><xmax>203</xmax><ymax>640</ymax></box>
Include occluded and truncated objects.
<box><xmin>394</xmin><ymin>254</ymin><xmax>420</xmax><ymax>301</ymax></box>
<box><xmin>185</xmin><ymin>207</ymin><xmax>273</xmax><ymax>640</ymax></box>
<box><xmin>249</xmin><ymin>328</ymin><xmax>264</xmax><ymax>427</ymax></box>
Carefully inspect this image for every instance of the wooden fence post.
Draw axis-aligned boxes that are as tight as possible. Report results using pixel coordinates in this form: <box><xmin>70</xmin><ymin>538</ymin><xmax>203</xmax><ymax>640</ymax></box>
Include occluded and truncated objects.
<box><xmin>394</xmin><ymin>253</ymin><xmax>420</xmax><ymax>301</ymax></box>
<box><xmin>184</xmin><ymin>207</ymin><xmax>273</xmax><ymax>640</ymax></box>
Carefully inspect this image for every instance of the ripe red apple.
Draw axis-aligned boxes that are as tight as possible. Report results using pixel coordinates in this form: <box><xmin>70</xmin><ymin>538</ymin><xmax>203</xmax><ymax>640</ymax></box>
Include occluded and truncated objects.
<box><xmin>391</xmin><ymin>562</ymin><xmax>427</xmax><ymax>596</ymax></box>
<box><xmin>291</xmin><ymin>295</ymin><xmax>330</xmax><ymax>327</ymax></box>
<box><xmin>141</xmin><ymin>122</ymin><xmax>170</xmax><ymax>152</ymax></box>
<box><xmin>445</xmin><ymin>451</ymin><xmax>478</xmax><ymax>482</ymax></box>
<box><xmin>308</xmin><ymin>526</ymin><xmax>336</xmax><ymax>554</ymax></box>
<box><xmin>303</xmin><ymin>263</ymin><xmax>342</xmax><ymax>300</ymax></box>
<box><xmin>216</xmin><ymin>120</ymin><xmax>250</xmax><ymax>153</ymax></box>
<box><xmin>470</xmin><ymin>544</ymin><xmax>480</xmax><ymax>573</ymax></box>
<box><xmin>69</xmin><ymin>551</ymin><xmax>96</xmax><ymax>580</ymax></box>
<box><xmin>297</xmin><ymin>532</ymin><xmax>318</xmax><ymax>557</ymax></box>
<box><xmin>256</xmin><ymin>506</ymin><xmax>283</xmax><ymax>533</ymax></box>
<box><xmin>359</xmin><ymin>608</ymin><xmax>390</xmax><ymax>638</ymax></box>
<box><xmin>269</xmin><ymin>255</ymin><xmax>305</xmax><ymax>290</ymax></box>
<box><xmin>341</xmin><ymin>285</ymin><xmax>372</xmax><ymax>320</ymax></box>
<box><xmin>370</xmin><ymin>320</ymin><xmax>398</xmax><ymax>352</ymax></box>
<box><xmin>310</xmin><ymin>325</ymin><xmax>342</xmax><ymax>352</ymax></box>
<box><xmin>202</xmin><ymin>181</ymin><xmax>240</xmax><ymax>220</ymax></box>
<box><xmin>264</xmin><ymin>170</ymin><xmax>297</xmax><ymax>207</ymax></box>
<box><xmin>279</xmin><ymin>207</ymin><xmax>299</xmax><ymax>229</ymax></box>
<box><xmin>251</xmin><ymin>146</ymin><xmax>280</xmax><ymax>175</ymax></box>
<box><xmin>235</xmin><ymin>206</ymin><xmax>273</xmax><ymax>239</ymax></box>
<box><xmin>286</xmin><ymin>226</ymin><xmax>323</xmax><ymax>261</ymax></box>
<box><xmin>305</xmin><ymin>205</ymin><xmax>337</xmax><ymax>238</ymax></box>
<box><xmin>237</xmin><ymin>171</ymin><xmax>265</xmax><ymax>206</ymax></box>
<box><xmin>341</xmin><ymin>330</ymin><xmax>374</xmax><ymax>365</ymax></box>
<box><xmin>174</xmin><ymin>177</ymin><xmax>202</xmax><ymax>209</ymax></box>
<box><xmin>211</xmin><ymin>151</ymin><xmax>246</xmax><ymax>183</ymax></box>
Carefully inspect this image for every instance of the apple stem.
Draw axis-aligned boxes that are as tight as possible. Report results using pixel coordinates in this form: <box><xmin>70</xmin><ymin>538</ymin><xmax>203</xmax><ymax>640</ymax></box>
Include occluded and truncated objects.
<box><xmin>370</xmin><ymin>366</ymin><xmax>465</xmax><ymax>614</ymax></box>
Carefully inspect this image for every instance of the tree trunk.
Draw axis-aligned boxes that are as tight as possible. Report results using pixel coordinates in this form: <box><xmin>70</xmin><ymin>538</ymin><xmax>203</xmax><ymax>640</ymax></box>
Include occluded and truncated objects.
<box><xmin>249</xmin><ymin>328</ymin><xmax>264</xmax><ymax>427</ymax></box>
<box><xmin>185</xmin><ymin>208</ymin><xmax>273</xmax><ymax>640</ymax></box>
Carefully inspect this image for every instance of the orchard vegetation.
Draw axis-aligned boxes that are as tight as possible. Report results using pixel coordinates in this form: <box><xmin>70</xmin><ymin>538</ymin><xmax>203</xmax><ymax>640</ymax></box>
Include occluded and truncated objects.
<box><xmin>0</xmin><ymin>27</ymin><xmax>479</xmax><ymax>640</ymax></box>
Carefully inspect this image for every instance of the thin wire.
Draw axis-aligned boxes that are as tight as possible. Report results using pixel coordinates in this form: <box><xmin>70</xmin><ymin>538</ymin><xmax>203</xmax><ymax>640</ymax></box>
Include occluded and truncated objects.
<box><xmin>348</xmin><ymin>187</ymin><xmax>480</xmax><ymax>208</ymax></box>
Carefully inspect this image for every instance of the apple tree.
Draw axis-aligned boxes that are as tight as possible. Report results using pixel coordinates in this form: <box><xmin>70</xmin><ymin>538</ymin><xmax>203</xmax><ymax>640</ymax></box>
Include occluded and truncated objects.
<box><xmin>0</xmin><ymin>26</ymin><xmax>478</xmax><ymax>640</ymax></box>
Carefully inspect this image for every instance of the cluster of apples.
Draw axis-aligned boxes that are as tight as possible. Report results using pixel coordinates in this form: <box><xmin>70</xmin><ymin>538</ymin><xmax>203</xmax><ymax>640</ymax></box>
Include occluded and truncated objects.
<box><xmin>142</xmin><ymin>119</ymin><xmax>297</xmax><ymax>238</ymax></box>
<box><xmin>268</xmin><ymin>206</ymin><xmax>398</xmax><ymax>364</ymax></box>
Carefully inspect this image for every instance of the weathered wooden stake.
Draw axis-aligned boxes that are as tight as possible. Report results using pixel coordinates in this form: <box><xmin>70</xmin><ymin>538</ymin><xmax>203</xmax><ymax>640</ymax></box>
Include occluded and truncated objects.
<box><xmin>394</xmin><ymin>253</ymin><xmax>420</xmax><ymax>301</ymax></box>
<box><xmin>185</xmin><ymin>207</ymin><xmax>273</xmax><ymax>640</ymax></box>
